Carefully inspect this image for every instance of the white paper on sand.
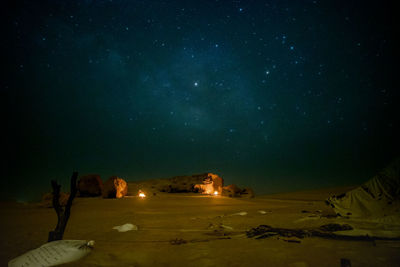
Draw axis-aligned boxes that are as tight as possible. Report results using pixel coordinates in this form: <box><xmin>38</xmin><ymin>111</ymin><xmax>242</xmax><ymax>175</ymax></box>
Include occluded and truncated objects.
<box><xmin>113</xmin><ymin>223</ymin><xmax>138</xmax><ymax>232</ymax></box>
<box><xmin>221</xmin><ymin>224</ymin><xmax>234</xmax><ymax>230</ymax></box>
<box><xmin>8</xmin><ymin>240</ymin><xmax>95</xmax><ymax>267</ymax></box>
<box><xmin>230</xmin><ymin>211</ymin><xmax>247</xmax><ymax>216</ymax></box>
<box><xmin>294</xmin><ymin>216</ymin><xmax>321</xmax><ymax>223</ymax></box>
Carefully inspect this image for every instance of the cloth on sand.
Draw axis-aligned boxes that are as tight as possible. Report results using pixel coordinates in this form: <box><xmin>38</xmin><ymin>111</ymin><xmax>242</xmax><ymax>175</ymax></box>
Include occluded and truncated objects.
<box><xmin>8</xmin><ymin>240</ymin><xmax>94</xmax><ymax>267</ymax></box>
<box><xmin>326</xmin><ymin>158</ymin><xmax>400</xmax><ymax>224</ymax></box>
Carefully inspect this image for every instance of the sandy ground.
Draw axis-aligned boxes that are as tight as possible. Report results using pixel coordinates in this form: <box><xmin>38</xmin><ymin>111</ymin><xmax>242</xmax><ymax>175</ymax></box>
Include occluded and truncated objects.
<box><xmin>1</xmin><ymin>187</ymin><xmax>400</xmax><ymax>267</ymax></box>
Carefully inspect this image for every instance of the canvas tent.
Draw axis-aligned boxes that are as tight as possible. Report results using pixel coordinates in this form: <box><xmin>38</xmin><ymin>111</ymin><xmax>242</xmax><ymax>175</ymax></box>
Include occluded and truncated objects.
<box><xmin>326</xmin><ymin>158</ymin><xmax>400</xmax><ymax>224</ymax></box>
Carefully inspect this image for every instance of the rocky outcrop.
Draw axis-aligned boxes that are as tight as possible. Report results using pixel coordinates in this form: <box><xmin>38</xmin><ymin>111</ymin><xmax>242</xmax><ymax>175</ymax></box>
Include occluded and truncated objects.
<box><xmin>102</xmin><ymin>176</ymin><xmax>128</xmax><ymax>198</ymax></box>
<box><xmin>41</xmin><ymin>192</ymin><xmax>70</xmax><ymax>208</ymax></box>
<box><xmin>77</xmin><ymin>174</ymin><xmax>103</xmax><ymax>197</ymax></box>
<box><xmin>158</xmin><ymin>173</ymin><xmax>215</xmax><ymax>193</ymax></box>
<box><xmin>194</xmin><ymin>173</ymin><xmax>224</xmax><ymax>195</ymax></box>
<box><xmin>222</xmin><ymin>184</ymin><xmax>255</xmax><ymax>198</ymax></box>
<box><xmin>127</xmin><ymin>173</ymin><xmax>224</xmax><ymax>195</ymax></box>
<box><xmin>240</xmin><ymin>187</ymin><xmax>255</xmax><ymax>198</ymax></box>
<box><xmin>222</xmin><ymin>184</ymin><xmax>242</xmax><ymax>197</ymax></box>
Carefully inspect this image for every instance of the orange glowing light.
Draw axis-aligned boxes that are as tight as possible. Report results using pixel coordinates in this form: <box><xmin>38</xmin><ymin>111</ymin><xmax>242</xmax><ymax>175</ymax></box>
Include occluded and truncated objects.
<box><xmin>213</xmin><ymin>191</ymin><xmax>218</xmax><ymax>196</ymax></box>
<box><xmin>138</xmin><ymin>190</ymin><xmax>146</xmax><ymax>198</ymax></box>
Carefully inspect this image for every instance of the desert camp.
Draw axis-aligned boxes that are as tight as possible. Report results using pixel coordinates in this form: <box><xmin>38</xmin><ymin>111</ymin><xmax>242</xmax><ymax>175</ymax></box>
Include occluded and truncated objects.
<box><xmin>3</xmin><ymin>159</ymin><xmax>400</xmax><ymax>266</ymax></box>
<box><xmin>4</xmin><ymin>0</ymin><xmax>398</xmax><ymax>266</ymax></box>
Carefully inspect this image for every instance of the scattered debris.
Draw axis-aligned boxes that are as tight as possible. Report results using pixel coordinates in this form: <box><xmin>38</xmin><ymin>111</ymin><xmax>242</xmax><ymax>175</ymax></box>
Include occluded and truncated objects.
<box><xmin>258</xmin><ymin>210</ymin><xmax>271</xmax><ymax>214</ymax></box>
<box><xmin>170</xmin><ymin>238</ymin><xmax>187</xmax><ymax>245</ymax></box>
<box><xmin>221</xmin><ymin>224</ymin><xmax>234</xmax><ymax>230</ymax></box>
<box><xmin>294</xmin><ymin>215</ymin><xmax>320</xmax><ymax>223</ymax></box>
<box><xmin>246</xmin><ymin>224</ymin><xmax>400</xmax><ymax>241</ymax></box>
<box><xmin>113</xmin><ymin>223</ymin><xmax>138</xmax><ymax>232</ymax></box>
<box><xmin>319</xmin><ymin>223</ymin><xmax>353</xmax><ymax>232</ymax></box>
<box><xmin>247</xmin><ymin>225</ymin><xmax>309</xmax><ymax>239</ymax></box>
<box><xmin>206</xmin><ymin>223</ymin><xmax>233</xmax><ymax>236</ymax></box>
<box><xmin>229</xmin><ymin>211</ymin><xmax>247</xmax><ymax>216</ymax></box>
<box><xmin>320</xmin><ymin>214</ymin><xmax>339</xmax><ymax>219</ymax></box>
<box><xmin>170</xmin><ymin>236</ymin><xmax>232</xmax><ymax>245</ymax></box>
<box><xmin>279</xmin><ymin>238</ymin><xmax>301</xmax><ymax>244</ymax></box>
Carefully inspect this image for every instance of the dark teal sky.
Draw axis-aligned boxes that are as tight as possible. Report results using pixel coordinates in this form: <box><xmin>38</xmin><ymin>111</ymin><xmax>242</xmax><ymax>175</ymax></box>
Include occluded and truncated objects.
<box><xmin>4</xmin><ymin>0</ymin><xmax>398</xmax><ymax>200</ymax></box>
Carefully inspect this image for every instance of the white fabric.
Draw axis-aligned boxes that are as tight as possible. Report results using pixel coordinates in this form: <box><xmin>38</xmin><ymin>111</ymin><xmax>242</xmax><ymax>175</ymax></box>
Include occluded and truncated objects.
<box><xmin>326</xmin><ymin>159</ymin><xmax>400</xmax><ymax>223</ymax></box>
<box><xmin>8</xmin><ymin>240</ymin><xmax>94</xmax><ymax>267</ymax></box>
<box><xmin>113</xmin><ymin>223</ymin><xmax>138</xmax><ymax>232</ymax></box>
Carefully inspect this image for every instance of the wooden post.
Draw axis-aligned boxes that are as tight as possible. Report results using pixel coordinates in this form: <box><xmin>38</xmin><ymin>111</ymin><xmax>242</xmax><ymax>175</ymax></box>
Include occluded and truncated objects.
<box><xmin>341</xmin><ymin>258</ymin><xmax>351</xmax><ymax>267</ymax></box>
<box><xmin>48</xmin><ymin>172</ymin><xmax>78</xmax><ymax>242</ymax></box>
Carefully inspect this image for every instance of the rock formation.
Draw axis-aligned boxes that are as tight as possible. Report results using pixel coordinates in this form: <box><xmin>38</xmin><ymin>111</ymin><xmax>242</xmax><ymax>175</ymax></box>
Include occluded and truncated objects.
<box><xmin>158</xmin><ymin>173</ymin><xmax>221</xmax><ymax>193</ymax></box>
<box><xmin>102</xmin><ymin>176</ymin><xmax>128</xmax><ymax>198</ymax></box>
<box><xmin>222</xmin><ymin>184</ymin><xmax>255</xmax><ymax>198</ymax></box>
<box><xmin>127</xmin><ymin>173</ymin><xmax>224</xmax><ymax>195</ymax></box>
<box><xmin>240</xmin><ymin>187</ymin><xmax>255</xmax><ymax>198</ymax></box>
<box><xmin>194</xmin><ymin>173</ymin><xmax>224</xmax><ymax>195</ymax></box>
<box><xmin>125</xmin><ymin>173</ymin><xmax>255</xmax><ymax>197</ymax></box>
<box><xmin>77</xmin><ymin>174</ymin><xmax>103</xmax><ymax>197</ymax></box>
<box><xmin>221</xmin><ymin>184</ymin><xmax>242</xmax><ymax>197</ymax></box>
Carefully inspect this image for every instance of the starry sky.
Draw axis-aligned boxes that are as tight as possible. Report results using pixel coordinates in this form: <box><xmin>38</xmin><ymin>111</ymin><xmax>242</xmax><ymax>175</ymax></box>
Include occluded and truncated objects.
<box><xmin>4</xmin><ymin>0</ymin><xmax>398</xmax><ymax>200</ymax></box>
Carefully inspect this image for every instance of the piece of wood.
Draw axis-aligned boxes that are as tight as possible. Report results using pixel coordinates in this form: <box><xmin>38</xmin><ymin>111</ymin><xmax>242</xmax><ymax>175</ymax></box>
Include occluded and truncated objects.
<box><xmin>48</xmin><ymin>172</ymin><xmax>78</xmax><ymax>242</ymax></box>
<box><xmin>247</xmin><ymin>225</ymin><xmax>400</xmax><ymax>242</ymax></box>
<box><xmin>340</xmin><ymin>258</ymin><xmax>352</xmax><ymax>267</ymax></box>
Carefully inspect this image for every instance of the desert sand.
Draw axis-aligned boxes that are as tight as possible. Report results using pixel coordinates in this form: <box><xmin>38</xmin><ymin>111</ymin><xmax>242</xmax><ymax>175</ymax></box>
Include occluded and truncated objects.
<box><xmin>1</xmin><ymin>186</ymin><xmax>400</xmax><ymax>267</ymax></box>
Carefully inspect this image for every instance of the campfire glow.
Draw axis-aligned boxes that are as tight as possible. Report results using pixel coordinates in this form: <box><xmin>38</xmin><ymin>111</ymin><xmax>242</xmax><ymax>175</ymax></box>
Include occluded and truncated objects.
<box><xmin>193</xmin><ymin>173</ymin><xmax>223</xmax><ymax>196</ymax></box>
<box><xmin>138</xmin><ymin>190</ymin><xmax>146</xmax><ymax>198</ymax></box>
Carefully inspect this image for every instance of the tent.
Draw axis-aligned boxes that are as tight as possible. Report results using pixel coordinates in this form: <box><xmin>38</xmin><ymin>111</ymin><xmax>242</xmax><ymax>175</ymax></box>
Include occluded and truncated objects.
<box><xmin>326</xmin><ymin>158</ymin><xmax>400</xmax><ymax>224</ymax></box>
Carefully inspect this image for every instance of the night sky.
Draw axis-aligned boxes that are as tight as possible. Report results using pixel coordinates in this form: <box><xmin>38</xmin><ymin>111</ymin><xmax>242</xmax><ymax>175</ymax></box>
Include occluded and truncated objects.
<box><xmin>4</xmin><ymin>0</ymin><xmax>398</xmax><ymax>201</ymax></box>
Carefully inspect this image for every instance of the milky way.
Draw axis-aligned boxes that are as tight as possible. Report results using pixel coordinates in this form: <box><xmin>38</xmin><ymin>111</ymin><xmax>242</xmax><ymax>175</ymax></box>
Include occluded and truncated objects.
<box><xmin>4</xmin><ymin>0</ymin><xmax>398</xmax><ymax>200</ymax></box>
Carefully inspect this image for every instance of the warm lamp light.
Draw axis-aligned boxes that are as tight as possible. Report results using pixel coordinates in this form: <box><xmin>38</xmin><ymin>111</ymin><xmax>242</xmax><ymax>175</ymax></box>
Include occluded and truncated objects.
<box><xmin>138</xmin><ymin>190</ymin><xmax>146</xmax><ymax>198</ymax></box>
<box><xmin>213</xmin><ymin>191</ymin><xmax>218</xmax><ymax>196</ymax></box>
